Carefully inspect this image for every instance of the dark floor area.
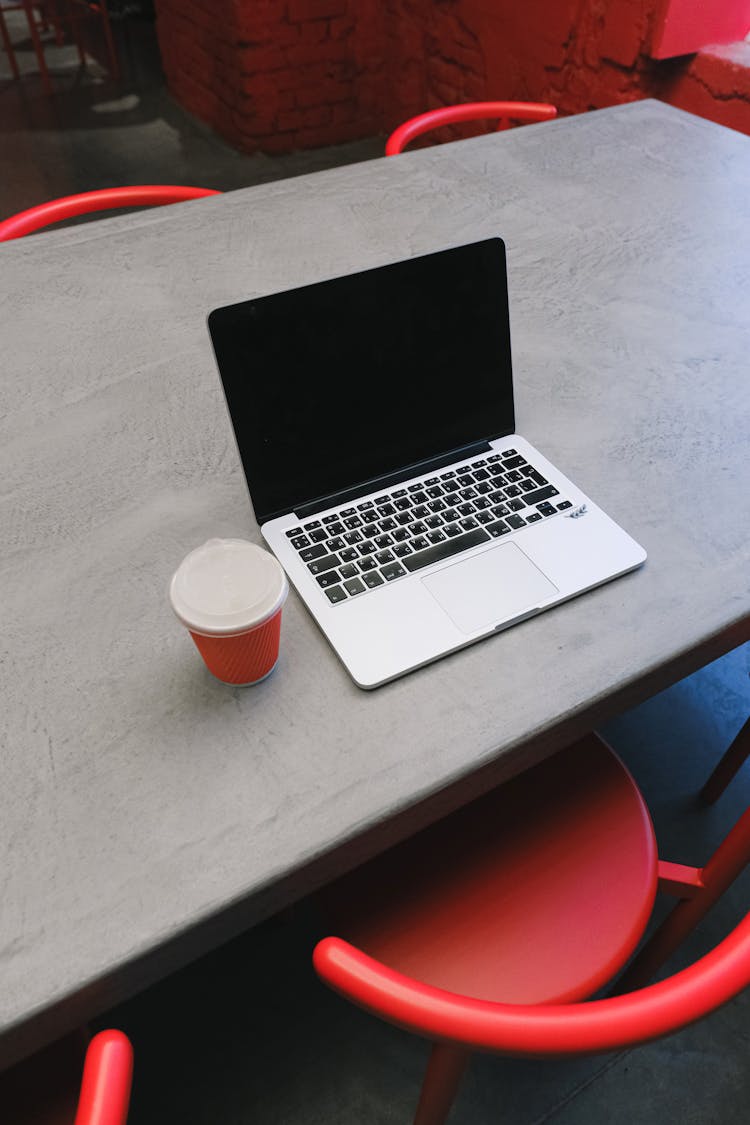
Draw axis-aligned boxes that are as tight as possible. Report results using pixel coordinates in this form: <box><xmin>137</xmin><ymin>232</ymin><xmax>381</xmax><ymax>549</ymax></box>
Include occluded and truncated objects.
<box><xmin>2</xmin><ymin>10</ymin><xmax>749</xmax><ymax>1122</ymax></box>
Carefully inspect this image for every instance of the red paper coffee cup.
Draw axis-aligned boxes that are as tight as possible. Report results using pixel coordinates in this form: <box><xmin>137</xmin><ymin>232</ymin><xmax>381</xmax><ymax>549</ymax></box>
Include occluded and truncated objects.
<box><xmin>169</xmin><ymin>538</ymin><xmax>288</xmax><ymax>685</ymax></box>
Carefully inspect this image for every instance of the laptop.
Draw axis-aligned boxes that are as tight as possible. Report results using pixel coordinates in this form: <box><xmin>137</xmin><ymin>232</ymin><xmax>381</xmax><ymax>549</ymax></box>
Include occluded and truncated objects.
<box><xmin>208</xmin><ymin>237</ymin><xmax>646</xmax><ymax>689</ymax></box>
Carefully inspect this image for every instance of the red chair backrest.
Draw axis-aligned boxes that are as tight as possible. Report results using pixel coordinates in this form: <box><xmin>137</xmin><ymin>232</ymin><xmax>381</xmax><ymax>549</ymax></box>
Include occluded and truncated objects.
<box><xmin>0</xmin><ymin>186</ymin><xmax>221</xmax><ymax>242</ymax></box>
<box><xmin>385</xmin><ymin>101</ymin><xmax>557</xmax><ymax>156</ymax></box>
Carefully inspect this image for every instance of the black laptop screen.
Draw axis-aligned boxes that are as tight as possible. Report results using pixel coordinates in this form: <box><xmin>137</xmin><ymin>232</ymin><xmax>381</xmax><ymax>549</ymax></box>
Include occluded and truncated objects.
<box><xmin>208</xmin><ymin>237</ymin><xmax>515</xmax><ymax>524</ymax></box>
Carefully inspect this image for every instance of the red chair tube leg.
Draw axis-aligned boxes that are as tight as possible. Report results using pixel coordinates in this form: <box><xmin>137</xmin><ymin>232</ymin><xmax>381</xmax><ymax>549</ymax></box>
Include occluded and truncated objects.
<box><xmin>314</xmin><ymin>914</ymin><xmax>750</xmax><ymax>1057</ymax></box>
<box><xmin>413</xmin><ymin>1044</ymin><xmax>471</xmax><ymax>1125</ymax></box>
<box><xmin>617</xmin><ymin>806</ymin><xmax>750</xmax><ymax>991</ymax></box>
<box><xmin>0</xmin><ymin>185</ymin><xmax>221</xmax><ymax>241</ymax></box>
<box><xmin>74</xmin><ymin>1029</ymin><xmax>133</xmax><ymax>1125</ymax></box>
<box><xmin>701</xmin><ymin>716</ymin><xmax>750</xmax><ymax>804</ymax></box>
<box><xmin>385</xmin><ymin>101</ymin><xmax>557</xmax><ymax>156</ymax></box>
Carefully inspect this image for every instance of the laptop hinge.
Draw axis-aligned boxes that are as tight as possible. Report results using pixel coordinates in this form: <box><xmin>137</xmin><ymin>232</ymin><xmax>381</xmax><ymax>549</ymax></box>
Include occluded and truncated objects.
<box><xmin>291</xmin><ymin>440</ymin><xmax>493</xmax><ymax>521</ymax></box>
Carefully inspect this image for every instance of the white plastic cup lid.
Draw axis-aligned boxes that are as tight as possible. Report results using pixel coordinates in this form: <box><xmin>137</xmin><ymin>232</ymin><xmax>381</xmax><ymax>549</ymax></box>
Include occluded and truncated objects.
<box><xmin>169</xmin><ymin>538</ymin><xmax>288</xmax><ymax>636</ymax></box>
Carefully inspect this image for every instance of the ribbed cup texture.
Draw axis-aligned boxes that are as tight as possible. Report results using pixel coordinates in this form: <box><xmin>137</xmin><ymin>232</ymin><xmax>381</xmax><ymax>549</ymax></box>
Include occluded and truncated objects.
<box><xmin>189</xmin><ymin>611</ymin><xmax>282</xmax><ymax>684</ymax></box>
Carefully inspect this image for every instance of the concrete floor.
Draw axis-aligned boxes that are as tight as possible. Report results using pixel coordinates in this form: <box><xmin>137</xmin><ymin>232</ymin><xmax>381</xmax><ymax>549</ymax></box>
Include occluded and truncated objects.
<box><xmin>2</xmin><ymin>12</ymin><xmax>749</xmax><ymax>1124</ymax></box>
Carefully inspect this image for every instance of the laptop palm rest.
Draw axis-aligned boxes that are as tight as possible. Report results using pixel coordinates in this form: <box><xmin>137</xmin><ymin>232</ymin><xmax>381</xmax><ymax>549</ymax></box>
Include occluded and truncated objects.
<box><xmin>422</xmin><ymin>543</ymin><xmax>559</xmax><ymax>635</ymax></box>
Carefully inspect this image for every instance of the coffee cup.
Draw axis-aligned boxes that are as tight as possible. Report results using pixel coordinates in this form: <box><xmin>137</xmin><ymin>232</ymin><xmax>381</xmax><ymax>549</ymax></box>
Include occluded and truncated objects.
<box><xmin>169</xmin><ymin>538</ymin><xmax>288</xmax><ymax>685</ymax></box>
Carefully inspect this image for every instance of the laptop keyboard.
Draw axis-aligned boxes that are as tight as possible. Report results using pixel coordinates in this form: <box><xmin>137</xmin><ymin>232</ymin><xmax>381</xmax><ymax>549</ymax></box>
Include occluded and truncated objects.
<box><xmin>284</xmin><ymin>450</ymin><xmax>574</xmax><ymax>605</ymax></box>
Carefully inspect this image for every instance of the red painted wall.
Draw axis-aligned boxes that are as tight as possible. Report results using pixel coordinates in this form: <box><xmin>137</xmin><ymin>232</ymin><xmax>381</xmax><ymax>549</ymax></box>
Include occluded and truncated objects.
<box><xmin>153</xmin><ymin>0</ymin><xmax>750</xmax><ymax>154</ymax></box>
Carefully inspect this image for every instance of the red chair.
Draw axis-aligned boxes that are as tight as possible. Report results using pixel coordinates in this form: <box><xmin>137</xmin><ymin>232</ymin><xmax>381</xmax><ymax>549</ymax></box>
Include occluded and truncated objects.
<box><xmin>74</xmin><ymin>1030</ymin><xmax>133</xmax><ymax>1125</ymax></box>
<box><xmin>313</xmin><ymin>732</ymin><xmax>750</xmax><ymax>1125</ymax></box>
<box><xmin>0</xmin><ymin>185</ymin><xmax>221</xmax><ymax>242</ymax></box>
<box><xmin>385</xmin><ymin>101</ymin><xmax>558</xmax><ymax>156</ymax></box>
<box><xmin>0</xmin><ymin>1</ymin><xmax>119</xmax><ymax>95</ymax></box>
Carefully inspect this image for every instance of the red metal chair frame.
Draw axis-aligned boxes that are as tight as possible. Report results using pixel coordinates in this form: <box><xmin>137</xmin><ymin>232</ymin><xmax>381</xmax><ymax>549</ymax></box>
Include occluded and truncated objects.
<box><xmin>0</xmin><ymin>185</ymin><xmax>221</xmax><ymax>241</ymax></box>
<box><xmin>314</xmin><ymin>731</ymin><xmax>750</xmax><ymax>1125</ymax></box>
<box><xmin>74</xmin><ymin>1030</ymin><xmax>132</xmax><ymax>1125</ymax></box>
<box><xmin>385</xmin><ymin>101</ymin><xmax>558</xmax><ymax>156</ymax></box>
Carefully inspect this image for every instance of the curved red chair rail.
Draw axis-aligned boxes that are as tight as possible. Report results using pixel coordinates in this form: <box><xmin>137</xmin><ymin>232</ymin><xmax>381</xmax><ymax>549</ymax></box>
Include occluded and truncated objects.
<box><xmin>385</xmin><ymin>101</ymin><xmax>557</xmax><ymax>156</ymax></box>
<box><xmin>314</xmin><ymin>910</ymin><xmax>750</xmax><ymax>1056</ymax></box>
<box><xmin>0</xmin><ymin>185</ymin><xmax>221</xmax><ymax>242</ymax></box>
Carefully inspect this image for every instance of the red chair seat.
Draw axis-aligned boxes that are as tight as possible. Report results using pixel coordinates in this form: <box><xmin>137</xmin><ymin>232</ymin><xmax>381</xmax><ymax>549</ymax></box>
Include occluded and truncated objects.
<box><xmin>318</xmin><ymin>734</ymin><xmax>658</xmax><ymax>1005</ymax></box>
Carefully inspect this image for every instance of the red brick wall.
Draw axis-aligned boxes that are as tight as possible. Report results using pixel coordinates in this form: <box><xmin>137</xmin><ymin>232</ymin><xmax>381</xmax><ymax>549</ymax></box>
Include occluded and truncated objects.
<box><xmin>153</xmin><ymin>0</ymin><xmax>750</xmax><ymax>155</ymax></box>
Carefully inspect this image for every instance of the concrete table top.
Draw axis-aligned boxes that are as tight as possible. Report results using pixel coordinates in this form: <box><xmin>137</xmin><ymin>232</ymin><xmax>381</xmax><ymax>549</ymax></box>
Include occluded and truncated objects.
<box><xmin>1</xmin><ymin>99</ymin><xmax>749</xmax><ymax>1068</ymax></box>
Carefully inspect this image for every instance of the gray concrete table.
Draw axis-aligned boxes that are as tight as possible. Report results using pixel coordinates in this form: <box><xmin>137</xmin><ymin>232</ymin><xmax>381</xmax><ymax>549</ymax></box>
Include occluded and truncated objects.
<box><xmin>2</xmin><ymin>99</ymin><xmax>749</xmax><ymax>1069</ymax></box>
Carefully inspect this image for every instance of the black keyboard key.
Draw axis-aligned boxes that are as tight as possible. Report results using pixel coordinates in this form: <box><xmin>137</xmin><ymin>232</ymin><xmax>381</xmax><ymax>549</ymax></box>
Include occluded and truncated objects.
<box><xmin>473</xmin><ymin>468</ymin><xmax>490</xmax><ymax>480</ymax></box>
<box><xmin>524</xmin><ymin>484</ymin><xmax>559</xmax><ymax>506</ymax></box>
<box><xmin>408</xmin><ymin>484</ymin><xmax>425</xmax><ymax>495</ymax></box>
<box><xmin>395</xmin><ymin>497</ymin><xmax>412</xmax><ymax>511</ymax></box>
<box><xmin>411</xmin><ymin>521</ymin><xmax>428</xmax><ymax>536</ymax></box>
<box><xmin>362</xmin><ymin>510</ymin><xmax>379</xmax><ymax>524</ymax></box>
<box><xmin>363</xmin><ymin>571</ymin><xmax>385</xmax><ymax>589</ymax></box>
<box><xmin>508</xmin><ymin>499</ymin><xmax>526</xmax><ymax>512</ymax></box>
<box><xmin>344</xmin><ymin>530</ymin><xmax>362</xmax><ymax>544</ymax></box>
<box><xmin>379</xmin><ymin>517</ymin><xmax>397</xmax><ymax>531</ymax></box>
<box><xmin>425</xmin><ymin>515</ymin><xmax>443</xmax><ymax>530</ymax></box>
<box><xmin>339</xmin><ymin>563</ymin><xmax>359</xmax><ymax>579</ymax></box>
<box><xmin>393</xmin><ymin>489</ymin><xmax>407</xmax><ymax>498</ymax></box>
<box><xmin>442</xmin><ymin>479</ymin><xmax>460</xmax><ymax>492</ymax></box>
<box><xmin>381</xmin><ymin>562</ymin><xmax>406</xmax><ymax>581</ymax></box>
<box><xmin>286</xmin><ymin>527</ymin><xmax>303</xmax><ymax>537</ymax></box>
<box><xmin>460</xmin><ymin>517</ymin><xmax>479</xmax><ymax>530</ymax></box>
<box><xmin>557</xmin><ymin>501</ymin><xmax>573</xmax><ymax>511</ymax></box>
<box><xmin>440</xmin><ymin>470</ymin><xmax>456</xmax><ymax>480</ymax></box>
<box><xmin>457</xmin><ymin>502</ymin><xmax>476</xmax><ymax>516</ymax></box>
<box><xmin>526</xmin><ymin>512</ymin><xmax>543</xmax><ymax>523</ymax></box>
<box><xmin>375</xmin><ymin>549</ymin><xmax>395</xmax><ymax>564</ymax></box>
<box><xmin>443</xmin><ymin>522</ymin><xmax>461</xmax><ymax>537</ymax></box>
<box><xmin>340</xmin><ymin>508</ymin><xmax>355</xmax><ymax>518</ymax></box>
<box><xmin>309</xmin><ymin>528</ymin><xmax>328</xmax><ymax>543</ymax></box>
<box><xmin>413</xmin><ymin>505</ymin><xmax>429</xmax><ymax>519</ymax></box>
<box><xmin>503</xmin><ymin>455</ymin><xmax>526</xmax><ymax>469</ymax></box>
<box><xmin>357</xmin><ymin>500</ymin><xmax>374</xmax><ymax>511</ymax></box>
<box><xmin>457</xmin><ymin>474</ymin><xmax>474</xmax><ymax>487</ymax></box>
<box><xmin>359</xmin><ymin>556</ymin><xmax>377</xmax><ymax>572</ymax></box>
<box><xmin>501</xmin><ymin>448</ymin><xmax>518</xmax><ymax>458</ymax></box>
<box><xmin>396</xmin><ymin>511</ymin><xmax>414</xmax><ymax>525</ymax></box>
<box><xmin>488</xmin><ymin>454</ymin><xmax>502</xmax><ymax>462</ymax></box>
<box><xmin>505</xmin><ymin>485</ymin><xmax>522</xmax><ymax>497</ymax></box>
<box><xmin>402</xmin><ymin>527</ymin><xmax>489</xmax><ymax>572</ymax></box>
<box><xmin>474</xmin><ymin>496</ymin><xmax>491</xmax><ymax>510</ymax></box>
<box><xmin>384</xmin><ymin>531</ymin><xmax>403</xmax><ymax>545</ymax></box>
<box><xmin>487</xmin><ymin>520</ymin><xmax>511</xmax><ymax>537</ymax></box>
<box><xmin>411</xmin><ymin>535</ymin><xmax>429</xmax><ymax>551</ymax></box>
<box><xmin>291</xmin><ymin>535</ymin><xmax>310</xmax><ymax>550</ymax></box>
<box><xmin>491</xmin><ymin>503</ymin><xmax>510</xmax><ymax>517</ymax></box>
<box><xmin>316</xmin><ymin>571</ymin><xmax>341</xmax><ymax>588</ymax></box>
<box><xmin>308</xmin><ymin>553</ymin><xmax>340</xmax><ymax>575</ymax></box>
<box><xmin>339</xmin><ymin>547</ymin><xmax>358</xmax><ymax>563</ymax></box>
<box><xmin>393</xmin><ymin>543</ymin><xmax>412</xmax><ymax>558</ymax></box>
<box><xmin>488</xmin><ymin>463</ymin><xmax>505</xmax><ymax>476</ymax></box>
<box><xmin>343</xmin><ymin>515</ymin><xmax>362</xmax><ymax>529</ymax></box>
<box><xmin>476</xmin><ymin>510</ymin><xmax>494</xmax><ymax>525</ymax></box>
<box><xmin>359</xmin><ymin>540</ymin><xmax>376</xmax><ymax>555</ymax></box>
<box><xmin>300</xmin><ymin>543</ymin><xmax>327</xmax><ymax>563</ymax></box>
<box><xmin>507</xmin><ymin>514</ymin><xmax>526</xmax><ymax>530</ymax></box>
<box><xmin>324</xmin><ymin>585</ymin><xmax>347</xmax><ymax>604</ymax></box>
<box><xmin>505</xmin><ymin>470</ymin><xmax>523</xmax><ymax>483</ymax></box>
<box><xmin>322</xmin><ymin>514</ymin><xmax>339</xmax><ymax>524</ymax></box>
<box><xmin>526</xmin><ymin>469</ymin><xmax>547</xmax><ymax>486</ymax></box>
<box><xmin>428</xmin><ymin>530</ymin><xmax>446</xmax><ymax>544</ymax></box>
<box><xmin>425</xmin><ymin>485</ymin><xmax>443</xmax><ymax>499</ymax></box>
<box><xmin>471</xmin><ymin>459</ymin><xmax>487</xmax><ymax>468</ymax></box>
<box><xmin>328</xmin><ymin>521</ymin><xmax>345</xmax><ymax>536</ymax></box>
<box><xmin>344</xmin><ymin>577</ymin><xmax>366</xmax><ymax>596</ymax></box>
<box><xmin>537</xmin><ymin>502</ymin><xmax>556</xmax><ymax>517</ymax></box>
<box><xmin>304</xmin><ymin>520</ymin><xmax>322</xmax><ymax>530</ymax></box>
<box><xmin>327</xmin><ymin>536</ymin><xmax>345</xmax><ymax>551</ymax></box>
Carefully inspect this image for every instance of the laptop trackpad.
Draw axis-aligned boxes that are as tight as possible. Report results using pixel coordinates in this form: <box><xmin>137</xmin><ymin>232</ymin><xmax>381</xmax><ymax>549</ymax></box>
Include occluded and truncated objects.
<box><xmin>422</xmin><ymin>542</ymin><xmax>559</xmax><ymax>634</ymax></box>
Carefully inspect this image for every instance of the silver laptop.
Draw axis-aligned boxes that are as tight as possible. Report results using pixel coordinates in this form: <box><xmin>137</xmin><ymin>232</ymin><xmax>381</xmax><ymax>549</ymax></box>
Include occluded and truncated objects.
<box><xmin>208</xmin><ymin>238</ymin><xmax>646</xmax><ymax>689</ymax></box>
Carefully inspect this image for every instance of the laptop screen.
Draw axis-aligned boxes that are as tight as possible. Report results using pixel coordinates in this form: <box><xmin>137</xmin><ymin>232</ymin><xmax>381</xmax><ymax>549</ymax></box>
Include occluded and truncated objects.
<box><xmin>208</xmin><ymin>237</ymin><xmax>515</xmax><ymax>524</ymax></box>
